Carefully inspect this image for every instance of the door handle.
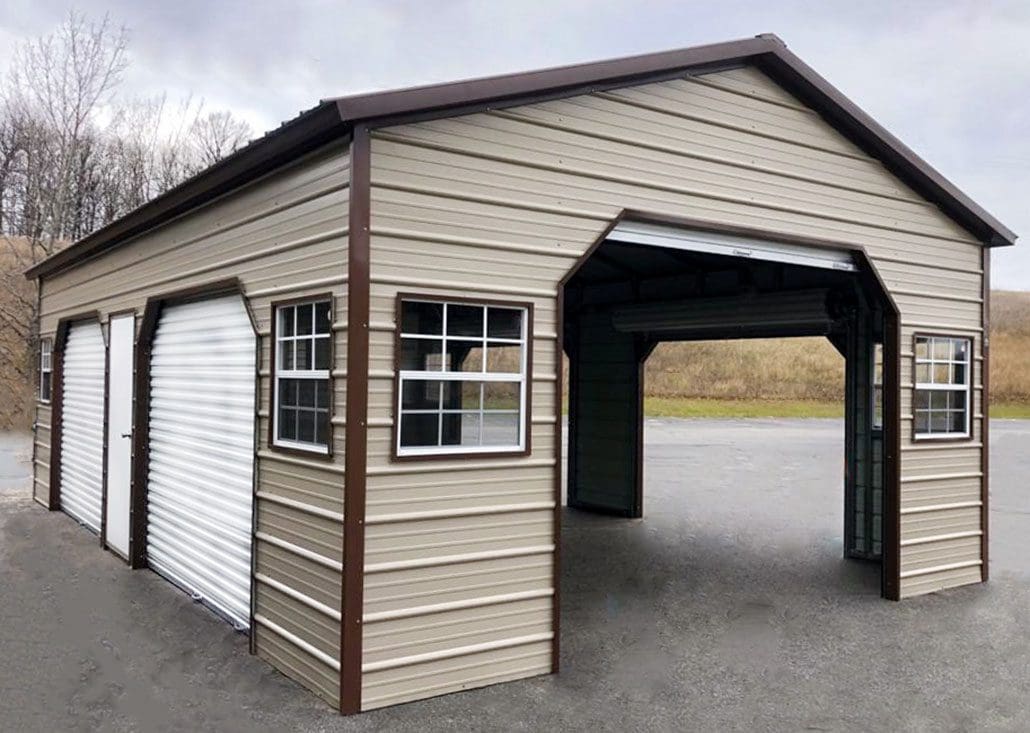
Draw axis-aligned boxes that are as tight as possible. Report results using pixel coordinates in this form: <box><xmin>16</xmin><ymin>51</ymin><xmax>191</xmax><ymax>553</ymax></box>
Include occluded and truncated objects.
<box><xmin>121</xmin><ymin>432</ymin><xmax>132</xmax><ymax>439</ymax></box>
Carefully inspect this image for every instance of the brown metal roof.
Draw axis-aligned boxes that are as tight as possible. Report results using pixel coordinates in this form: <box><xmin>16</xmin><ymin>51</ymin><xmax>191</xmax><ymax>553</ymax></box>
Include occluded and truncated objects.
<box><xmin>26</xmin><ymin>33</ymin><xmax>1015</xmax><ymax>280</ymax></box>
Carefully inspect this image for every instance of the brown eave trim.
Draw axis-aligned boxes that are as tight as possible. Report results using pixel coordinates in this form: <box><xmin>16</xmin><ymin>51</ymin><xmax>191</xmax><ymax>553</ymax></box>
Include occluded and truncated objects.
<box><xmin>25</xmin><ymin>104</ymin><xmax>350</xmax><ymax>281</ymax></box>
<box><xmin>337</xmin><ymin>36</ymin><xmax>772</xmax><ymax>127</ymax></box>
<box><xmin>340</xmin><ymin>126</ymin><xmax>371</xmax><ymax>715</ymax></box>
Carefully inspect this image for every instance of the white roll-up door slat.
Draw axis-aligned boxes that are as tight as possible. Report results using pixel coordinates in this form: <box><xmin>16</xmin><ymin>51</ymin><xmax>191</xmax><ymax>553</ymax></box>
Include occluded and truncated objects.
<box><xmin>609</xmin><ymin>220</ymin><xmax>858</xmax><ymax>272</ymax></box>
<box><xmin>59</xmin><ymin>321</ymin><xmax>106</xmax><ymax>532</ymax></box>
<box><xmin>146</xmin><ymin>295</ymin><xmax>256</xmax><ymax>630</ymax></box>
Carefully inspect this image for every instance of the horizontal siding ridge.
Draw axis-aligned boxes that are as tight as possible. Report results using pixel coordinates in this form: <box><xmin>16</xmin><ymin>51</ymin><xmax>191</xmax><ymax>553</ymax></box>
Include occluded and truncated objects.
<box><xmin>44</xmin><ymin>179</ymin><xmax>349</xmax><ymax>301</ymax></box>
<box><xmin>489</xmin><ymin>103</ymin><xmax>937</xmax><ymax>213</ymax></box>
<box><xmin>686</xmin><ymin>74</ymin><xmax>812</xmax><ymax>113</ymax></box>
<box><xmin>594</xmin><ymin>88</ymin><xmax>869</xmax><ymax>162</ymax></box>
<box><xmin>254</xmin><ymin>613</ymin><xmax>341</xmax><ymax>669</ymax></box>
<box><xmin>899</xmin><ymin>471</ymin><xmax>983</xmax><ymax>484</ymax></box>
<box><xmin>372</xmin><ymin>225</ymin><xmax>583</xmax><ymax>260</ymax></box>
<box><xmin>370</xmin><ymin>273</ymin><xmax>555</xmax><ymax>298</ymax></box>
<box><xmin>900</xmin><ymin>500</ymin><xmax>982</xmax><ymax>515</ymax></box>
<box><xmin>361</xmin><ymin>631</ymin><xmax>553</xmax><ymax>674</ymax></box>
<box><xmin>255</xmin><ymin>572</ymin><xmax>342</xmax><ymax>621</ymax></box>
<box><xmin>900</xmin><ymin>530</ymin><xmax>983</xmax><ymax>547</ymax></box>
<box><xmin>899</xmin><ymin>559</ymin><xmax>982</xmax><ymax>580</ymax></box>
<box><xmin>248</xmin><ymin>275</ymin><xmax>347</xmax><ymax>298</ymax></box>
<box><xmin>367</xmin><ymin>457</ymin><xmax>557</xmax><ymax>477</ymax></box>
<box><xmin>382</xmin><ymin>129</ymin><xmax>975</xmax><ymax>247</ymax></box>
<box><xmin>256</xmin><ymin>491</ymin><xmax>344</xmax><ymax>523</ymax></box>
<box><xmin>255</xmin><ymin>531</ymin><xmax>343</xmax><ymax>572</ymax></box>
<box><xmin>373</xmin><ymin>179</ymin><xmax>612</xmax><ymax>223</ymax></box>
<box><xmin>364</xmin><ymin>545</ymin><xmax>555</xmax><ymax>574</ymax></box>
<box><xmin>363</xmin><ymin>588</ymin><xmax>554</xmax><ymax>624</ymax></box>
<box><xmin>899</xmin><ymin>321</ymin><xmax>983</xmax><ymax>334</ymax></box>
<box><xmin>890</xmin><ymin>288</ymin><xmax>983</xmax><ymax>305</ymax></box>
<box><xmin>258</xmin><ymin>450</ymin><xmax>346</xmax><ymax>475</ymax></box>
<box><xmin>366</xmin><ymin>501</ymin><xmax>556</xmax><ymax>525</ymax></box>
<box><xmin>901</xmin><ymin>442</ymin><xmax>982</xmax><ymax>452</ymax></box>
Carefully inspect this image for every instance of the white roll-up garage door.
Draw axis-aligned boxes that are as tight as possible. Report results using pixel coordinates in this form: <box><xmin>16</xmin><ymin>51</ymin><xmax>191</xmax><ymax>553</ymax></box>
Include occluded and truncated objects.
<box><xmin>146</xmin><ymin>295</ymin><xmax>256</xmax><ymax>629</ymax></box>
<box><xmin>59</xmin><ymin>320</ymin><xmax>106</xmax><ymax>532</ymax></box>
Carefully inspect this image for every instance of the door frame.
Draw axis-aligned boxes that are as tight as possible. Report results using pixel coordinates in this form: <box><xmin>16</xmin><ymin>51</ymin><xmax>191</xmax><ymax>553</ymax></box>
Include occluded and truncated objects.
<box><xmin>102</xmin><ymin>309</ymin><xmax>137</xmax><ymax>561</ymax></box>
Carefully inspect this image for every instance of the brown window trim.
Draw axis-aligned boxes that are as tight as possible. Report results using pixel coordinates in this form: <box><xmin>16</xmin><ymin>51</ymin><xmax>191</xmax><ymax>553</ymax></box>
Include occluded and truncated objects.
<box><xmin>910</xmin><ymin>331</ymin><xmax>976</xmax><ymax>444</ymax></box>
<box><xmin>269</xmin><ymin>293</ymin><xmax>335</xmax><ymax>460</ymax></box>
<box><xmin>391</xmin><ymin>292</ymin><xmax>534</xmax><ymax>463</ymax></box>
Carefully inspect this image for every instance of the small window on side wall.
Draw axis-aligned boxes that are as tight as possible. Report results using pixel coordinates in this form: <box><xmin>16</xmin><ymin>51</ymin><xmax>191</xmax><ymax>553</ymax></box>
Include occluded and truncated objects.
<box><xmin>273</xmin><ymin>299</ymin><xmax>332</xmax><ymax>454</ymax></box>
<box><xmin>396</xmin><ymin>297</ymin><xmax>530</xmax><ymax>457</ymax></box>
<box><xmin>872</xmin><ymin>343</ymin><xmax>883</xmax><ymax>431</ymax></box>
<box><xmin>914</xmin><ymin>335</ymin><xmax>971</xmax><ymax>439</ymax></box>
<box><xmin>39</xmin><ymin>338</ymin><xmax>52</xmax><ymax>403</ymax></box>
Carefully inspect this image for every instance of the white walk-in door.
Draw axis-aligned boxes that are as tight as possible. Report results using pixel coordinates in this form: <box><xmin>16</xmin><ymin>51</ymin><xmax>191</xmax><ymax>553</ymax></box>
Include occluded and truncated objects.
<box><xmin>59</xmin><ymin>320</ymin><xmax>106</xmax><ymax>532</ymax></box>
<box><xmin>146</xmin><ymin>295</ymin><xmax>256</xmax><ymax>629</ymax></box>
<box><xmin>104</xmin><ymin>313</ymin><xmax>135</xmax><ymax>558</ymax></box>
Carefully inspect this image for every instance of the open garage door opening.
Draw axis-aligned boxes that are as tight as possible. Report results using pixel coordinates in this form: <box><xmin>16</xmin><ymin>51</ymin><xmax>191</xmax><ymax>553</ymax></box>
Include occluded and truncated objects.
<box><xmin>561</xmin><ymin>220</ymin><xmax>900</xmax><ymax>596</ymax></box>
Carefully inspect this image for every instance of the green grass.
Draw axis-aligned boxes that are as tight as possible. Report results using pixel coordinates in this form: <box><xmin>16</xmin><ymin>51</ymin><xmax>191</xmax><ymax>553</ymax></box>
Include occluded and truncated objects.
<box><xmin>643</xmin><ymin>397</ymin><xmax>844</xmax><ymax>419</ymax></box>
<box><xmin>642</xmin><ymin>397</ymin><xmax>1030</xmax><ymax>419</ymax></box>
<box><xmin>991</xmin><ymin>402</ymin><xmax>1030</xmax><ymax>419</ymax></box>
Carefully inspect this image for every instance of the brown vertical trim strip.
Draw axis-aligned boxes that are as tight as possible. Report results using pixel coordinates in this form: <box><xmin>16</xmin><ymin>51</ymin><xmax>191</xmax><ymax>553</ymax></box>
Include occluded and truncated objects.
<box><xmin>981</xmin><ymin>249</ymin><xmax>990</xmax><ymax>582</ymax></box>
<box><xmin>100</xmin><ymin>322</ymin><xmax>111</xmax><ymax>548</ymax></box>
<box><xmin>130</xmin><ymin>301</ymin><xmax>158</xmax><ymax>569</ymax></box>
<box><xmin>48</xmin><ymin>331</ymin><xmax>66</xmax><ymax>510</ymax></box>
<box><xmin>551</xmin><ymin>289</ymin><xmax>563</xmax><ymax>674</ymax></box>
<box><xmin>340</xmin><ymin>125</ymin><xmax>371</xmax><ymax>715</ymax></box>
<box><xmin>882</xmin><ymin>308</ymin><xmax>902</xmax><ymax>601</ymax></box>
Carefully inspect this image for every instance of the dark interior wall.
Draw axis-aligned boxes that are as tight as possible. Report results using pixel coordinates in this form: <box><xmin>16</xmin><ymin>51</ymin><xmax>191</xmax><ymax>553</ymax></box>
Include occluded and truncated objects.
<box><xmin>567</xmin><ymin>309</ymin><xmax>643</xmax><ymax>517</ymax></box>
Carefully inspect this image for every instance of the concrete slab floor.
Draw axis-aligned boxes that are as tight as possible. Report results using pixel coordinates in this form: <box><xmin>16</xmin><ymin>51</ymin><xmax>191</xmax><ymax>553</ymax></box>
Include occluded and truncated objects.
<box><xmin>1</xmin><ymin>419</ymin><xmax>1028</xmax><ymax>732</ymax></box>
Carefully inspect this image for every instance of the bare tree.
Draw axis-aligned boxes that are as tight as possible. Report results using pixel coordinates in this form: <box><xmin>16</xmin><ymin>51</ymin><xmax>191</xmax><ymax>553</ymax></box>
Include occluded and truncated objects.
<box><xmin>0</xmin><ymin>12</ymin><xmax>257</xmax><ymax>430</ymax></box>
<box><xmin>187</xmin><ymin>110</ymin><xmax>252</xmax><ymax>169</ymax></box>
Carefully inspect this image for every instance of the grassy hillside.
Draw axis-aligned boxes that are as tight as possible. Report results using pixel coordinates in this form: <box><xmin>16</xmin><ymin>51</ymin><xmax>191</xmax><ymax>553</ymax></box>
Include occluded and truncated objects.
<box><xmin>643</xmin><ymin>290</ymin><xmax>1030</xmax><ymax>417</ymax></box>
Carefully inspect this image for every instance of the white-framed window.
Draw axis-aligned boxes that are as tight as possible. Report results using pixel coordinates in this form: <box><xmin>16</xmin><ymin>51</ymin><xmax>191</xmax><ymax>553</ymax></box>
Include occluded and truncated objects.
<box><xmin>273</xmin><ymin>299</ymin><xmax>331</xmax><ymax>453</ymax></box>
<box><xmin>914</xmin><ymin>335</ymin><xmax>971</xmax><ymax>439</ymax></box>
<box><xmin>872</xmin><ymin>343</ymin><xmax>883</xmax><ymax>431</ymax></box>
<box><xmin>396</xmin><ymin>298</ymin><xmax>529</xmax><ymax>457</ymax></box>
<box><xmin>39</xmin><ymin>338</ymin><xmax>52</xmax><ymax>403</ymax></box>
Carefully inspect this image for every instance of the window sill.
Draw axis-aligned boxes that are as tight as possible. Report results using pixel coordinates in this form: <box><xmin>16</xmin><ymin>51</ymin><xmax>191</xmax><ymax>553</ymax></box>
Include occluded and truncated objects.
<box><xmin>393</xmin><ymin>445</ymin><xmax>530</xmax><ymax>462</ymax></box>
<box><xmin>912</xmin><ymin>432</ymin><xmax>972</xmax><ymax>443</ymax></box>
<box><xmin>271</xmin><ymin>439</ymin><xmax>332</xmax><ymax>460</ymax></box>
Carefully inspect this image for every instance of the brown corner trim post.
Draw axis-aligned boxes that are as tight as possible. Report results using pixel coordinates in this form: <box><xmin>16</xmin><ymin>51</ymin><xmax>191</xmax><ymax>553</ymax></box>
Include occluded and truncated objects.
<box><xmin>981</xmin><ymin>248</ymin><xmax>990</xmax><ymax>582</ymax></box>
<box><xmin>340</xmin><ymin>125</ymin><xmax>371</xmax><ymax>715</ymax></box>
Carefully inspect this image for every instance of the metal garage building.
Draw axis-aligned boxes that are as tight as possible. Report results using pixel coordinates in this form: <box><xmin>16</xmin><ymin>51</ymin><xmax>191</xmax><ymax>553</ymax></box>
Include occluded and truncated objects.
<box><xmin>26</xmin><ymin>34</ymin><xmax>1016</xmax><ymax>713</ymax></box>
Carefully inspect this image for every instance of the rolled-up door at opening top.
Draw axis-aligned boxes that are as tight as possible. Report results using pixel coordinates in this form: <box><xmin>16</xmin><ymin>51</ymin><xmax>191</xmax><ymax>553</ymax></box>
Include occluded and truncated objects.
<box><xmin>59</xmin><ymin>320</ymin><xmax>106</xmax><ymax>532</ymax></box>
<box><xmin>146</xmin><ymin>295</ymin><xmax>256</xmax><ymax>629</ymax></box>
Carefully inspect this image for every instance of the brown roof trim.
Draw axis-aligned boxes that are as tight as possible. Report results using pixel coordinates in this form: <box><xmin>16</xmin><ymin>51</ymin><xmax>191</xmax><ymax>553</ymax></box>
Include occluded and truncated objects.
<box><xmin>26</xmin><ymin>33</ymin><xmax>1015</xmax><ymax>282</ymax></box>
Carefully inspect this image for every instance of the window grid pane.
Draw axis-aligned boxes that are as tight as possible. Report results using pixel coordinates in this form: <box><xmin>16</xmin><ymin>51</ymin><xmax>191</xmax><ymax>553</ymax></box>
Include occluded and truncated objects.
<box><xmin>914</xmin><ymin>336</ymin><xmax>970</xmax><ymax>437</ymax></box>
<box><xmin>275</xmin><ymin>300</ymin><xmax>332</xmax><ymax>451</ymax></box>
<box><xmin>398</xmin><ymin>299</ymin><xmax>527</xmax><ymax>454</ymax></box>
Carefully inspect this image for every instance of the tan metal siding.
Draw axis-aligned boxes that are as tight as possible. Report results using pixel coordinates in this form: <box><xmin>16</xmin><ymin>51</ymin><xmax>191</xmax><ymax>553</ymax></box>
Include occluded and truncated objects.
<box><xmin>363</xmin><ymin>64</ymin><xmax>986</xmax><ymax>705</ymax></box>
<box><xmin>33</xmin><ymin>142</ymin><xmax>349</xmax><ymax>708</ymax></box>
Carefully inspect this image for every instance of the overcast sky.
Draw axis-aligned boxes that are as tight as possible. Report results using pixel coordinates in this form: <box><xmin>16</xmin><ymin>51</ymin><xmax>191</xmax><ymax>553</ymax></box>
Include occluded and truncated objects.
<box><xmin>2</xmin><ymin>1</ymin><xmax>1027</xmax><ymax>288</ymax></box>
